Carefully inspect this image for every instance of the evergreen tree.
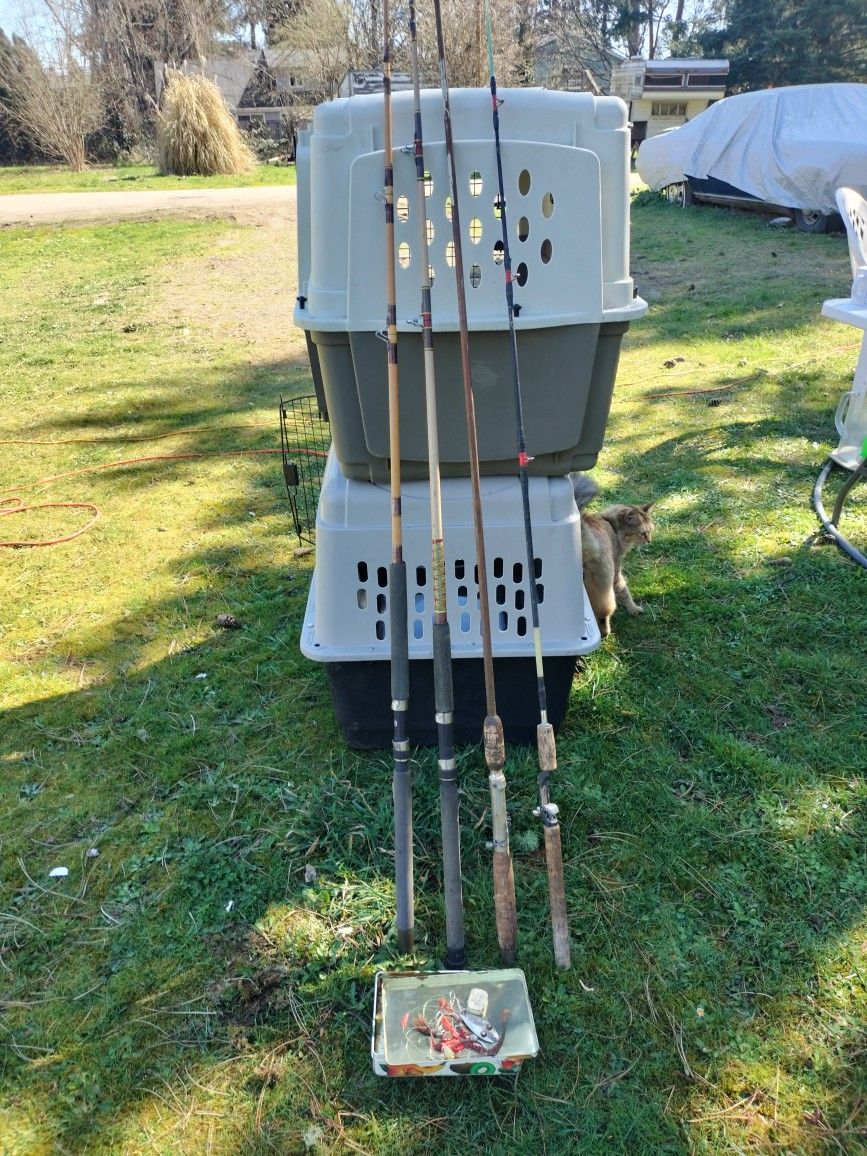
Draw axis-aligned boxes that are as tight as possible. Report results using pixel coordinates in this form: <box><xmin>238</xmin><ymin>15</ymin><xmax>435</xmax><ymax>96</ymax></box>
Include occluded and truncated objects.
<box><xmin>702</xmin><ymin>0</ymin><xmax>867</xmax><ymax>90</ymax></box>
<box><xmin>0</xmin><ymin>30</ymin><xmax>36</xmax><ymax>163</ymax></box>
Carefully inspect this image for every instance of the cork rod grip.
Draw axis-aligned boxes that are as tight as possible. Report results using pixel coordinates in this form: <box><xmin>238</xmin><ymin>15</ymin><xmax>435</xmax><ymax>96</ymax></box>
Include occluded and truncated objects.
<box><xmin>543</xmin><ymin>823</ymin><xmax>571</xmax><ymax>970</ymax></box>
<box><xmin>485</xmin><ymin>714</ymin><xmax>517</xmax><ymax>964</ymax></box>
<box><xmin>537</xmin><ymin>721</ymin><xmax>571</xmax><ymax>970</ymax></box>
<box><xmin>492</xmin><ymin>848</ymin><xmax>517</xmax><ymax>964</ymax></box>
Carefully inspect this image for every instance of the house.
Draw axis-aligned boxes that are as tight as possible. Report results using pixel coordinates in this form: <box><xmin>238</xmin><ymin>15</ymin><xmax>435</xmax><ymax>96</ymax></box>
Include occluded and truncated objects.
<box><xmin>609</xmin><ymin>57</ymin><xmax>729</xmax><ymax>148</ymax></box>
<box><xmin>534</xmin><ymin>35</ymin><xmax>622</xmax><ymax>95</ymax></box>
<box><xmin>155</xmin><ymin>47</ymin><xmax>315</xmax><ymax>138</ymax></box>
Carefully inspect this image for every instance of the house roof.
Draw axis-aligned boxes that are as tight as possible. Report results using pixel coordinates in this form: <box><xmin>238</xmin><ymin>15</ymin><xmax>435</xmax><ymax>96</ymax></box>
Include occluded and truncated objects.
<box><xmin>155</xmin><ymin>47</ymin><xmax>313</xmax><ymax>110</ymax></box>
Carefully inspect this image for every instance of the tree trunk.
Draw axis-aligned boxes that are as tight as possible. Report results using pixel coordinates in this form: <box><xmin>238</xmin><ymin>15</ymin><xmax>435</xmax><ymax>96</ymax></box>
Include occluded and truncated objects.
<box><xmin>625</xmin><ymin>1</ymin><xmax>642</xmax><ymax>56</ymax></box>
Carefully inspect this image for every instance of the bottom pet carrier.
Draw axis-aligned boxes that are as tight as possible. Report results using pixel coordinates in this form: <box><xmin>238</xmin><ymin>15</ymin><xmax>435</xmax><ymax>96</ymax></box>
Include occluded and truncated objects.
<box><xmin>300</xmin><ymin>455</ymin><xmax>599</xmax><ymax>748</ymax></box>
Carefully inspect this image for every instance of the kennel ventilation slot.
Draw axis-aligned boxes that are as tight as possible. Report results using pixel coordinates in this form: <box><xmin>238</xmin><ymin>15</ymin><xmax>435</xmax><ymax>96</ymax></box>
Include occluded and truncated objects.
<box><xmin>301</xmin><ymin>454</ymin><xmax>594</xmax><ymax>662</ymax></box>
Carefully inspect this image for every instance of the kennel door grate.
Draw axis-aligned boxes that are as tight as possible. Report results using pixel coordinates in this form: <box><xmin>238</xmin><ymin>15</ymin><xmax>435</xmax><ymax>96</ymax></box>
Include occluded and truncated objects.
<box><xmin>280</xmin><ymin>395</ymin><xmax>331</xmax><ymax>545</ymax></box>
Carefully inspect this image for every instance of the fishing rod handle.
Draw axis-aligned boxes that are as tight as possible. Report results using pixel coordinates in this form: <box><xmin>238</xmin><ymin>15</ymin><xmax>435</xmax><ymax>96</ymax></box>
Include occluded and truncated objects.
<box><xmin>389</xmin><ymin>562</ymin><xmax>409</xmax><ymax>700</ymax></box>
<box><xmin>537</xmin><ymin>720</ymin><xmax>556</xmax><ymax>776</ymax></box>
<box><xmin>432</xmin><ymin>619</ymin><xmax>455</xmax><ymax>716</ymax></box>
<box><xmin>490</xmin><ymin>795</ymin><xmax>517</xmax><ymax>965</ymax></box>
<box><xmin>433</xmin><ymin>619</ymin><xmax>466</xmax><ymax>968</ymax></box>
<box><xmin>483</xmin><ymin>712</ymin><xmax>505</xmax><ymax>773</ymax></box>
<box><xmin>393</xmin><ymin>751</ymin><xmax>414</xmax><ymax>954</ymax></box>
<box><xmin>537</xmin><ymin>721</ymin><xmax>571</xmax><ymax>969</ymax></box>
<box><xmin>391</xmin><ymin>563</ymin><xmax>413</xmax><ymax>953</ymax></box>
<box><xmin>493</xmin><ymin>847</ymin><xmax>517</xmax><ymax>965</ymax></box>
<box><xmin>485</xmin><ymin>714</ymin><xmax>516</xmax><ymax>961</ymax></box>
<box><xmin>543</xmin><ymin>821</ymin><xmax>571</xmax><ymax>970</ymax></box>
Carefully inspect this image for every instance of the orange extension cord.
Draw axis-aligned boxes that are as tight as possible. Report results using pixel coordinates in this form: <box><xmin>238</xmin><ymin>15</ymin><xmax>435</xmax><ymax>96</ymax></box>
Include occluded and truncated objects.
<box><xmin>0</xmin><ymin>427</ymin><xmax>328</xmax><ymax>548</ymax></box>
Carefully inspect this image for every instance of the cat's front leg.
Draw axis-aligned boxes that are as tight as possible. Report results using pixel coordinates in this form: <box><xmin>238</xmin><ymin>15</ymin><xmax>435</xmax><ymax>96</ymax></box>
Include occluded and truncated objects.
<box><xmin>614</xmin><ymin>573</ymin><xmax>643</xmax><ymax>616</ymax></box>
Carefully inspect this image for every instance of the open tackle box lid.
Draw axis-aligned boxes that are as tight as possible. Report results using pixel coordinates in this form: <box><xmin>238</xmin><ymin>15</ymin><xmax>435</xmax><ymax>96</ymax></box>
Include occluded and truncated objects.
<box><xmin>371</xmin><ymin>969</ymin><xmax>538</xmax><ymax>1077</ymax></box>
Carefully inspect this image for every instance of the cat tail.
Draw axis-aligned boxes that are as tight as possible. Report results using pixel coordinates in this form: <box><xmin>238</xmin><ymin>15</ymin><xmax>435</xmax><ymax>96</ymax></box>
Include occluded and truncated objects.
<box><xmin>570</xmin><ymin>473</ymin><xmax>599</xmax><ymax>510</ymax></box>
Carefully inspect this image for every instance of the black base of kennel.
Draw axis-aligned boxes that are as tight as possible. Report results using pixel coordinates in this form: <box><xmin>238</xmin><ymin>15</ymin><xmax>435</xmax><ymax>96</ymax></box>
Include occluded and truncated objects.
<box><xmin>325</xmin><ymin>655</ymin><xmax>577</xmax><ymax>750</ymax></box>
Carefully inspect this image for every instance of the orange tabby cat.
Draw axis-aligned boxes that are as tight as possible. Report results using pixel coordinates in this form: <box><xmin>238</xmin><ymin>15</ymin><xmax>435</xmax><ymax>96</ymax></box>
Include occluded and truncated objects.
<box><xmin>571</xmin><ymin>475</ymin><xmax>654</xmax><ymax>637</ymax></box>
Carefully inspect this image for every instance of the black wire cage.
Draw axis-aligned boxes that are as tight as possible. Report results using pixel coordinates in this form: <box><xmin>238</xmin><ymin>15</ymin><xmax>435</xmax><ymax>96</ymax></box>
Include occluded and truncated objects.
<box><xmin>280</xmin><ymin>395</ymin><xmax>330</xmax><ymax>544</ymax></box>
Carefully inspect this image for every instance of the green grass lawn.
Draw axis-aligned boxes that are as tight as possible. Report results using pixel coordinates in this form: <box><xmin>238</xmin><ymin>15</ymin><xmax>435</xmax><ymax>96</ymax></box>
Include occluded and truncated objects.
<box><xmin>1</xmin><ymin>196</ymin><xmax>865</xmax><ymax>1154</ymax></box>
<box><xmin>0</xmin><ymin>162</ymin><xmax>296</xmax><ymax>195</ymax></box>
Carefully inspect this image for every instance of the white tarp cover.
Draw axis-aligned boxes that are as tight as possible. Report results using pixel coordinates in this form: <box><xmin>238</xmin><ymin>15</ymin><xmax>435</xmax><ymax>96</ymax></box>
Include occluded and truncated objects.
<box><xmin>637</xmin><ymin>83</ymin><xmax>867</xmax><ymax>212</ymax></box>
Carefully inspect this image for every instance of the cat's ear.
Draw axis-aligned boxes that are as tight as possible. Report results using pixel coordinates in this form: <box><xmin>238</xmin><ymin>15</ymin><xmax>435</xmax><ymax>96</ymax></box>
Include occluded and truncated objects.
<box><xmin>642</xmin><ymin>502</ymin><xmax>655</xmax><ymax>513</ymax></box>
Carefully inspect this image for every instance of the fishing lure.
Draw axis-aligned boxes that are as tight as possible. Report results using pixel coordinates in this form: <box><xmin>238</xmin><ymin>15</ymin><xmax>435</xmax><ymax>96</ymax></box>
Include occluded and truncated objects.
<box><xmin>405</xmin><ymin>990</ymin><xmax>508</xmax><ymax>1060</ymax></box>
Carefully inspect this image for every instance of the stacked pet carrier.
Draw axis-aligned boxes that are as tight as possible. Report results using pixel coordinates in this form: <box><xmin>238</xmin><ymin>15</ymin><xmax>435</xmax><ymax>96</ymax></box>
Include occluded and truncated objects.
<box><xmin>294</xmin><ymin>87</ymin><xmax>646</xmax><ymax>748</ymax></box>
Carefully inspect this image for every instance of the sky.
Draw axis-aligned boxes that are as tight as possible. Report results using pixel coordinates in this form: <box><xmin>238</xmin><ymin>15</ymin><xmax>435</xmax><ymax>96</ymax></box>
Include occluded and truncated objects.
<box><xmin>0</xmin><ymin>1</ymin><xmax>56</xmax><ymax>48</ymax></box>
<box><xmin>0</xmin><ymin>0</ymin><xmax>22</xmax><ymax>35</ymax></box>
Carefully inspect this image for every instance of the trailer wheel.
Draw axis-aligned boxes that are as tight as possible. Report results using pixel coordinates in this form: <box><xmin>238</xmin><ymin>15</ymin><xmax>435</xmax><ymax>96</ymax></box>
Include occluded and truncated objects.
<box><xmin>666</xmin><ymin>181</ymin><xmax>694</xmax><ymax>208</ymax></box>
<box><xmin>793</xmin><ymin>208</ymin><xmax>830</xmax><ymax>234</ymax></box>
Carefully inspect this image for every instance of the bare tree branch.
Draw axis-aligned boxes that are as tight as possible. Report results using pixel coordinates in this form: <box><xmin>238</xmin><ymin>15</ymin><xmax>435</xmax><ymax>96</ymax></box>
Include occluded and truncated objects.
<box><xmin>0</xmin><ymin>5</ymin><xmax>104</xmax><ymax>169</ymax></box>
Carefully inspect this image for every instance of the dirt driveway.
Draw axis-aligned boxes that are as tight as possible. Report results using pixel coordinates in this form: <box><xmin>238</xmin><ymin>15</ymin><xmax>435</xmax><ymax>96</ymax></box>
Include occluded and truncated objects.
<box><xmin>0</xmin><ymin>184</ymin><xmax>296</xmax><ymax>227</ymax></box>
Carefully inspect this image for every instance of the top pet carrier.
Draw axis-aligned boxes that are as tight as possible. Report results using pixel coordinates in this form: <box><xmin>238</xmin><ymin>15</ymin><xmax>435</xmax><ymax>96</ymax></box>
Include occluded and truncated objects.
<box><xmin>294</xmin><ymin>87</ymin><xmax>647</xmax><ymax>482</ymax></box>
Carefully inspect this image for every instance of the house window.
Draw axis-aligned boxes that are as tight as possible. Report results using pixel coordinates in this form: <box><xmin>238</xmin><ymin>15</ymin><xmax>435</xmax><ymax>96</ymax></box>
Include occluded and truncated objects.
<box><xmin>687</xmin><ymin>74</ymin><xmax>727</xmax><ymax>88</ymax></box>
<box><xmin>651</xmin><ymin>101</ymin><xmax>687</xmax><ymax>117</ymax></box>
<box><xmin>644</xmin><ymin>73</ymin><xmax>684</xmax><ymax>88</ymax></box>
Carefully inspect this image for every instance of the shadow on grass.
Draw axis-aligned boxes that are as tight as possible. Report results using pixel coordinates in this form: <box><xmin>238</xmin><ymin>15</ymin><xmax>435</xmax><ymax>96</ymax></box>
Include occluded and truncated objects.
<box><xmin>16</xmin><ymin>359</ymin><xmax>312</xmax><ymax>439</ymax></box>
<box><xmin>1</xmin><ymin>206</ymin><xmax>865</xmax><ymax>1152</ymax></box>
<box><xmin>2</xmin><ymin>473</ymin><xmax>865</xmax><ymax>1152</ymax></box>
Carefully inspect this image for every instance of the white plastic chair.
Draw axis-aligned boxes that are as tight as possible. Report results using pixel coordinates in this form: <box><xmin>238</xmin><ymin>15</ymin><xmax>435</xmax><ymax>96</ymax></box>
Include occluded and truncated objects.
<box><xmin>820</xmin><ymin>187</ymin><xmax>867</xmax><ymax>469</ymax></box>
<box><xmin>837</xmin><ymin>186</ymin><xmax>867</xmax><ymax>283</ymax></box>
<box><xmin>813</xmin><ymin>188</ymin><xmax>867</xmax><ymax>566</ymax></box>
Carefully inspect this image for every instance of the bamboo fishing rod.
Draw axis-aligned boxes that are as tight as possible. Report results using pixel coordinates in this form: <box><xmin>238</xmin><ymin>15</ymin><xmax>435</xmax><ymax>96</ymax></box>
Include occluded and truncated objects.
<box><xmin>382</xmin><ymin>0</ymin><xmax>414</xmax><ymax>955</ymax></box>
<box><xmin>406</xmin><ymin>0</ymin><xmax>469</xmax><ymax>971</ymax></box>
<box><xmin>484</xmin><ymin>4</ymin><xmax>571</xmax><ymax>969</ymax></box>
<box><xmin>409</xmin><ymin>0</ymin><xmax>517</xmax><ymax>965</ymax></box>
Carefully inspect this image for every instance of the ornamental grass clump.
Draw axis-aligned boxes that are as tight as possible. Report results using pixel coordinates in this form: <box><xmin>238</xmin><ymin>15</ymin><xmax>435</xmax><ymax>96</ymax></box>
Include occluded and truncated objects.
<box><xmin>157</xmin><ymin>70</ymin><xmax>255</xmax><ymax>177</ymax></box>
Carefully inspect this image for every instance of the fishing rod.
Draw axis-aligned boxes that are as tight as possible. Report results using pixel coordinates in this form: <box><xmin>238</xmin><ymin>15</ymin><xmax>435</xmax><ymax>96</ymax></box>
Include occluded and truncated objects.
<box><xmin>429</xmin><ymin>0</ymin><xmax>518</xmax><ymax>963</ymax></box>
<box><xmin>401</xmin><ymin>0</ymin><xmax>465</xmax><ymax>973</ymax></box>
<box><xmin>484</xmin><ymin>2</ymin><xmax>571</xmax><ymax>969</ymax></box>
<box><xmin>382</xmin><ymin>0</ymin><xmax>414</xmax><ymax>955</ymax></box>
